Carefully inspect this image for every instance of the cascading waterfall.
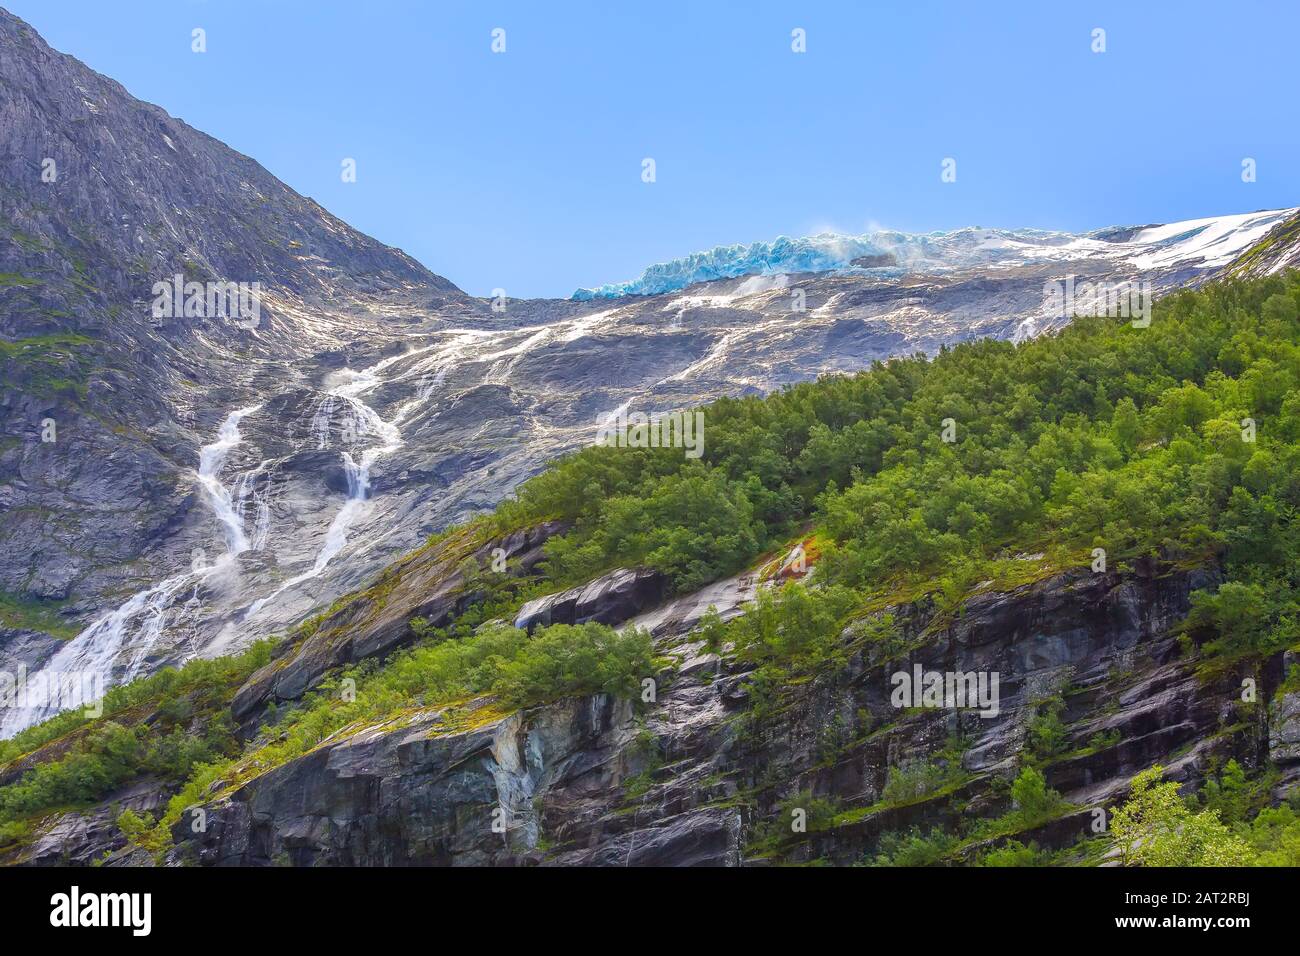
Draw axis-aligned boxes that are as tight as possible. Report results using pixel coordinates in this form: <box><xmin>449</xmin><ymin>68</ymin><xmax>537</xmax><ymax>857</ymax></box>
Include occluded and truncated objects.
<box><xmin>417</xmin><ymin>364</ymin><xmax>449</xmax><ymax>400</ymax></box>
<box><xmin>250</xmin><ymin>487</ymin><xmax>272</xmax><ymax>553</ymax></box>
<box><xmin>2</xmin><ymin>320</ymin><xmax>612</xmax><ymax>736</ymax></box>
<box><xmin>310</xmin><ymin>395</ymin><xmax>336</xmax><ymax>449</ymax></box>
<box><xmin>309</xmin><ymin>399</ymin><xmax>400</xmax><ymax>575</ymax></box>
<box><xmin>195</xmin><ymin>408</ymin><xmax>261</xmax><ymax>554</ymax></box>
<box><xmin>232</xmin><ymin>462</ymin><xmax>272</xmax><ymax>553</ymax></box>
<box><xmin>0</xmin><ymin>406</ymin><xmax>264</xmax><ymax>738</ymax></box>
<box><xmin>5</xmin><ymin>329</ymin><xmax>567</xmax><ymax>734</ymax></box>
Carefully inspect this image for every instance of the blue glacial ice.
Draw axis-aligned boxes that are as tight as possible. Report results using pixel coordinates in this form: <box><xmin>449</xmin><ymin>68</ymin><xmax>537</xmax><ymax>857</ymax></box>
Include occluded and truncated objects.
<box><xmin>571</xmin><ymin>227</ymin><xmax>1076</xmax><ymax>300</ymax></box>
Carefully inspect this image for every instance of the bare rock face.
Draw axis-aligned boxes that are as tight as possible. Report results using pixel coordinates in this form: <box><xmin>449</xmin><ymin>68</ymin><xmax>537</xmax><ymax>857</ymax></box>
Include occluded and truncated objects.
<box><xmin>6</xmin><ymin>777</ymin><xmax>165</xmax><ymax>867</ymax></box>
<box><xmin>622</xmin><ymin>568</ymin><xmax>759</xmax><ymax>638</ymax></box>
<box><xmin>172</xmin><ymin>695</ymin><xmax>649</xmax><ymax>867</ymax></box>
<box><xmin>1269</xmin><ymin>650</ymin><xmax>1300</xmax><ymax>796</ymax></box>
<box><xmin>1225</xmin><ymin>211</ymin><xmax>1300</xmax><ymax>279</ymax></box>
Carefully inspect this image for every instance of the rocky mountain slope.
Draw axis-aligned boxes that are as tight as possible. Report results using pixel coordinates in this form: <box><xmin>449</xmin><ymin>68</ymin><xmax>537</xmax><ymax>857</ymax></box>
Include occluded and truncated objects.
<box><xmin>8</xmin><ymin>537</ymin><xmax>1297</xmax><ymax>867</ymax></box>
<box><xmin>161</xmin><ymin>559</ymin><xmax>1269</xmax><ymax>867</ymax></box>
<box><xmin>2</xmin><ymin>9</ymin><xmax>1300</xmax><ymax>870</ymax></box>
<box><xmin>0</xmin><ymin>6</ymin><xmax>481</xmax><ymax>703</ymax></box>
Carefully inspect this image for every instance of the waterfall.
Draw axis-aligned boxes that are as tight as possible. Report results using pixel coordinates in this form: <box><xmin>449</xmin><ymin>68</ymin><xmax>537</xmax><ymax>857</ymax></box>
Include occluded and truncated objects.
<box><xmin>310</xmin><ymin>395</ymin><xmax>336</xmax><ymax>449</ymax></box>
<box><xmin>4</xmin><ymin>332</ymin><xmax>533</xmax><ymax>732</ymax></box>
<box><xmin>195</xmin><ymin>407</ymin><xmax>260</xmax><ymax>555</ymax></box>
<box><xmin>1</xmin><ymin>329</ymin><xmax>552</xmax><ymax>734</ymax></box>
<box><xmin>417</xmin><ymin>364</ymin><xmax>449</xmax><ymax>399</ymax></box>
<box><xmin>0</xmin><ymin>405</ymin><xmax>263</xmax><ymax>738</ymax></box>
<box><xmin>232</xmin><ymin>462</ymin><xmax>272</xmax><ymax>554</ymax></box>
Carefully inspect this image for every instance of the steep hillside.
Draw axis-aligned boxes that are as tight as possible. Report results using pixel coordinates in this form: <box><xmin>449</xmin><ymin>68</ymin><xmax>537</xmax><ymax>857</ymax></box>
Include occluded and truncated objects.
<box><xmin>8</xmin><ymin>0</ymin><xmax>1300</xmax><ymax>728</ymax></box>
<box><xmin>3</xmin><ymin>269</ymin><xmax>1298</xmax><ymax>866</ymax></box>
<box><xmin>0</xmin><ymin>6</ymin><xmax>481</xmax><ymax>689</ymax></box>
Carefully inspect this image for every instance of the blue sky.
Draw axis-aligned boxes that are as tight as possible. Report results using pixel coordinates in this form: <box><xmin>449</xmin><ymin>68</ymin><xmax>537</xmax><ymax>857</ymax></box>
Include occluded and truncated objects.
<box><xmin>10</xmin><ymin>0</ymin><xmax>1300</xmax><ymax>298</ymax></box>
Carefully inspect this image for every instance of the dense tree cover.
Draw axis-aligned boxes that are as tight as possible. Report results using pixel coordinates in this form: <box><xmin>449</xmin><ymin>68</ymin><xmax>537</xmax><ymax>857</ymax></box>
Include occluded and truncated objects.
<box><xmin>1131</xmin><ymin>758</ymin><xmax>1300</xmax><ymax>867</ymax></box>
<box><xmin>1110</xmin><ymin>765</ymin><xmax>1254</xmax><ymax>866</ymax></box>
<box><xmin>497</xmin><ymin>273</ymin><xmax>1300</xmax><ymax>666</ymax></box>
<box><xmin>0</xmin><ymin>721</ymin><xmax>226</xmax><ymax>846</ymax></box>
<box><xmin>537</xmin><ymin>464</ymin><xmax>765</xmax><ymax>591</ymax></box>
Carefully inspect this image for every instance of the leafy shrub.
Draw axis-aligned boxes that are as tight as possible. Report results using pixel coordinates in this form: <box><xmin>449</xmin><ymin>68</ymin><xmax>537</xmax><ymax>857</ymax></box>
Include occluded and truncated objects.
<box><xmin>1244</xmin><ymin>806</ymin><xmax>1300</xmax><ymax>865</ymax></box>
<box><xmin>980</xmin><ymin>839</ymin><xmax>1050</xmax><ymax>867</ymax></box>
<box><xmin>1023</xmin><ymin>695</ymin><xmax>1070</xmax><ymax>765</ymax></box>
<box><xmin>868</xmin><ymin>826</ymin><xmax>959</xmax><ymax>866</ymax></box>
<box><xmin>1110</xmin><ymin>766</ymin><xmax>1253</xmax><ymax>866</ymax></box>
<box><xmin>881</xmin><ymin>756</ymin><xmax>967</xmax><ymax>805</ymax></box>
<box><xmin>1006</xmin><ymin>766</ymin><xmax>1066</xmax><ymax>826</ymax></box>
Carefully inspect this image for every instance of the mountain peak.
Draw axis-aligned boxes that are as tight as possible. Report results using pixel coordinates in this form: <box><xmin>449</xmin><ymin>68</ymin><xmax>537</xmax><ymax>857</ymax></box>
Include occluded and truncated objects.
<box><xmin>0</xmin><ymin>5</ymin><xmax>461</xmax><ymax>344</ymax></box>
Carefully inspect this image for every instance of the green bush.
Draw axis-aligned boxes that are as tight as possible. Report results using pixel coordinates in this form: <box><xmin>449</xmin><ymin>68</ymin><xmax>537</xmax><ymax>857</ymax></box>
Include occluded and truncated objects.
<box><xmin>868</xmin><ymin>826</ymin><xmax>959</xmax><ymax>866</ymax></box>
<box><xmin>980</xmin><ymin>839</ymin><xmax>1051</xmax><ymax>867</ymax></box>
<box><xmin>1110</xmin><ymin>766</ymin><xmax>1253</xmax><ymax>866</ymax></box>
<box><xmin>881</xmin><ymin>758</ymin><xmax>966</xmax><ymax>805</ymax></box>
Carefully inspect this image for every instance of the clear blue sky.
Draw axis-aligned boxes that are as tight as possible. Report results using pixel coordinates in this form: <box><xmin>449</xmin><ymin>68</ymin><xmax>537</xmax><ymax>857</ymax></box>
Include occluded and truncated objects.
<box><xmin>10</xmin><ymin>0</ymin><xmax>1299</xmax><ymax>298</ymax></box>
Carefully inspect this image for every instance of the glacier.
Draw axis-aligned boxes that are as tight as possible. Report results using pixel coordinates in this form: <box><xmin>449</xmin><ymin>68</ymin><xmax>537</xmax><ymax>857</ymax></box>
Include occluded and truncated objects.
<box><xmin>572</xmin><ymin>209</ymin><xmax>1299</xmax><ymax>300</ymax></box>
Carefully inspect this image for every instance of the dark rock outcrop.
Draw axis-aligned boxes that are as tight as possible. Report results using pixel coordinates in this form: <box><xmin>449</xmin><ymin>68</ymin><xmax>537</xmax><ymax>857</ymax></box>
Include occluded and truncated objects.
<box><xmin>1268</xmin><ymin>649</ymin><xmax>1300</xmax><ymax>796</ymax></box>
<box><xmin>3</xmin><ymin>777</ymin><xmax>165</xmax><ymax>867</ymax></box>
<box><xmin>513</xmin><ymin>567</ymin><xmax>666</xmax><ymax>632</ymax></box>
<box><xmin>173</xmin><ymin>695</ymin><xmax>679</xmax><ymax>867</ymax></box>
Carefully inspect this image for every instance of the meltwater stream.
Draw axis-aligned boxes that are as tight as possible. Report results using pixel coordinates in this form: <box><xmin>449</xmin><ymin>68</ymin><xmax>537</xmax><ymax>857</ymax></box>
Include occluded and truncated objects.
<box><xmin>0</xmin><ymin>406</ymin><xmax>264</xmax><ymax>738</ymax></box>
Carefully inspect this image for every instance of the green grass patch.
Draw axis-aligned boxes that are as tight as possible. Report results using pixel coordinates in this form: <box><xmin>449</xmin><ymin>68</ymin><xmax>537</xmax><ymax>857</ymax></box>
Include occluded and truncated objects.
<box><xmin>0</xmin><ymin>591</ymin><xmax>78</xmax><ymax>640</ymax></box>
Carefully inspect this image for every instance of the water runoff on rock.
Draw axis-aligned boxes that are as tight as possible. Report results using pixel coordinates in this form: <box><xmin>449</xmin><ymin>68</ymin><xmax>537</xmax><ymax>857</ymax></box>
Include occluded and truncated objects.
<box><xmin>1</xmin><ymin>322</ymin><xmax>602</xmax><ymax>737</ymax></box>
<box><xmin>242</xmin><ymin>355</ymin><xmax>413</xmax><ymax>621</ymax></box>
<box><xmin>0</xmin><ymin>406</ymin><xmax>266</xmax><ymax>738</ymax></box>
